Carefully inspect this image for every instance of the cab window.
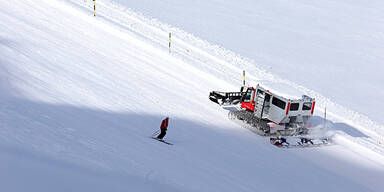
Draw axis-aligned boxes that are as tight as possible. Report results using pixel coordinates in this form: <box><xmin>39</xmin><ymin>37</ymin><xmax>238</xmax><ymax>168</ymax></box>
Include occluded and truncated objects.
<box><xmin>290</xmin><ymin>103</ymin><xmax>299</xmax><ymax>111</ymax></box>
<box><xmin>302</xmin><ymin>102</ymin><xmax>312</xmax><ymax>110</ymax></box>
<box><xmin>242</xmin><ymin>89</ymin><xmax>253</xmax><ymax>102</ymax></box>
<box><xmin>272</xmin><ymin>97</ymin><xmax>286</xmax><ymax>110</ymax></box>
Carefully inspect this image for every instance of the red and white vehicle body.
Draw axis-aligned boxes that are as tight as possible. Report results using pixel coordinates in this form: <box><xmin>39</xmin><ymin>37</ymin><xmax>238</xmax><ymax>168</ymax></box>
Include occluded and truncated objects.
<box><xmin>240</xmin><ymin>84</ymin><xmax>315</xmax><ymax>134</ymax></box>
<box><xmin>209</xmin><ymin>83</ymin><xmax>316</xmax><ymax>135</ymax></box>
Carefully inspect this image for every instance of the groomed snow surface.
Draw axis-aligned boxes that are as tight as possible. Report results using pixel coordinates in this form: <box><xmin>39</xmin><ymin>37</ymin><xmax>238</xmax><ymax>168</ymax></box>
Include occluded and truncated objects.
<box><xmin>1</xmin><ymin>0</ymin><xmax>383</xmax><ymax>191</ymax></box>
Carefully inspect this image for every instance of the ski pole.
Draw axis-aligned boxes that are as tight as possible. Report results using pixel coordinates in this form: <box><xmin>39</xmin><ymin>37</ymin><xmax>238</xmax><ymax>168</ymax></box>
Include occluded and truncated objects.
<box><xmin>152</xmin><ymin>130</ymin><xmax>160</xmax><ymax>138</ymax></box>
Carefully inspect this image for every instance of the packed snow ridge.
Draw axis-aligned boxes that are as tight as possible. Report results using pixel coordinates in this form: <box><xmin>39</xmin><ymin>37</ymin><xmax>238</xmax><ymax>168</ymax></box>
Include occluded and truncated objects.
<box><xmin>1</xmin><ymin>0</ymin><xmax>384</xmax><ymax>192</ymax></box>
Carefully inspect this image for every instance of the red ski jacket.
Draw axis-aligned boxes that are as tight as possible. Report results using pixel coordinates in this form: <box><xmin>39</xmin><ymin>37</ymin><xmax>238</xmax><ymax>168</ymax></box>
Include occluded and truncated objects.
<box><xmin>160</xmin><ymin>118</ymin><xmax>169</xmax><ymax>130</ymax></box>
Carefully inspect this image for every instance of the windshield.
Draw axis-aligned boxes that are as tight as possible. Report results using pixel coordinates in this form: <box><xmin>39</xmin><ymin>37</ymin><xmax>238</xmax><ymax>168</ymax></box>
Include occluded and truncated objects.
<box><xmin>242</xmin><ymin>88</ymin><xmax>253</xmax><ymax>102</ymax></box>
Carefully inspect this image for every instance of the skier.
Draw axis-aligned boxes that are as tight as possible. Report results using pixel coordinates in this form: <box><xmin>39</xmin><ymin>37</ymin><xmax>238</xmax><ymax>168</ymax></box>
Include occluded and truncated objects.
<box><xmin>300</xmin><ymin>137</ymin><xmax>314</xmax><ymax>145</ymax></box>
<box><xmin>157</xmin><ymin>117</ymin><xmax>169</xmax><ymax>140</ymax></box>
<box><xmin>270</xmin><ymin>136</ymin><xmax>289</xmax><ymax>146</ymax></box>
<box><xmin>274</xmin><ymin>136</ymin><xmax>289</xmax><ymax>146</ymax></box>
<box><xmin>280</xmin><ymin>136</ymin><xmax>289</xmax><ymax>145</ymax></box>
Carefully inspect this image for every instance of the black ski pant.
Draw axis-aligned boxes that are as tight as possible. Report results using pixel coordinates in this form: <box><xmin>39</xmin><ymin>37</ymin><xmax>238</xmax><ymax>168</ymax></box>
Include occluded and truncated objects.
<box><xmin>157</xmin><ymin>129</ymin><xmax>167</xmax><ymax>139</ymax></box>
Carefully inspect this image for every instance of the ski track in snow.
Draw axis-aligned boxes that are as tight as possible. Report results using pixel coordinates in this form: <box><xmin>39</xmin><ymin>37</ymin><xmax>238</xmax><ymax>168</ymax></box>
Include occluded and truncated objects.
<box><xmin>70</xmin><ymin>0</ymin><xmax>384</xmax><ymax>158</ymax></box>
<box><xmin>1</xmin><ymin>0</ymin><xmax>384</xmax><ymax>191</ymax></box>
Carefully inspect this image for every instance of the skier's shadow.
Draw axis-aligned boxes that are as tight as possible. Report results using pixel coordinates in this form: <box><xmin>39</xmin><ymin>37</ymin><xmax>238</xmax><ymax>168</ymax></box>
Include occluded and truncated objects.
<box><xmin>310</xmin><ymin>116</ymin><xmax>368</xmax><ymax>138</ymax></box>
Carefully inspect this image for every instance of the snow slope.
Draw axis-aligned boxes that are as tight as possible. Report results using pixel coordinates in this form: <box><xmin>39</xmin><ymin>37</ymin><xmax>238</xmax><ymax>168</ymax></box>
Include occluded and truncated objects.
<box><xmin>116</xmin><ymin>0</ymin><xmax>384</xmax><ymax>125</ymax></box>
<box><xmin>74</xmin><ymin>0</ymin><xmax>384</xmax><ymax>163</ymax></box>
<box><xmin>1</xmin><ymin>0</ymin><xmax>384</xmax><ymax>191</ymax></box>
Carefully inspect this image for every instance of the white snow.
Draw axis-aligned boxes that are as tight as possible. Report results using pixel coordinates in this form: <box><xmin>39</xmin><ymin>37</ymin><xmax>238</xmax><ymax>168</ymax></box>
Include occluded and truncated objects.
<box><xmin>1</xmin><ymin>0</ymin><xmax>384</xmax><ymax>191</ymax></box>
<box><xmin>117</xmin><ymin>0</ymin><xmax>384</xmax><ymax>125</ymax></box>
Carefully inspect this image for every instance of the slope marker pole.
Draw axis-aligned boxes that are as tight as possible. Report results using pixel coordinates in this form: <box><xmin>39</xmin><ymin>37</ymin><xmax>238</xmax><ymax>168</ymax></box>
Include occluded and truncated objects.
<box><xmin>93</xmin><ymin>0</ymin><xmax>96</xmax><ymax>16</ymax></box>
<box><xmin>168</xmin><ymin>32</ymin><xmax>171</xmax><ymax>54</ymax></box>
<box><xmin>323</xmin><ymin>107</ymin><xmax>327</xmax><ymax>130</ymax></box>
<box><xmin>243</xmin><ymin>70</ymin><xmax>246</xmax><ymax>90</ymax></box>
<box><xmin>243</xmin><ymin>70</ymin><xmax>245</xmax><ymax>87</ymax></box>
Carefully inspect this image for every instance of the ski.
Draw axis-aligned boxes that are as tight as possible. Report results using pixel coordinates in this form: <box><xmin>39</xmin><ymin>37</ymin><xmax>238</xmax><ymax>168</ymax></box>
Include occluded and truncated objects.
<box><xmin>151</xmin><ymin>137</ymin><xmax>173</xmax><ymax>145</ymax></box>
